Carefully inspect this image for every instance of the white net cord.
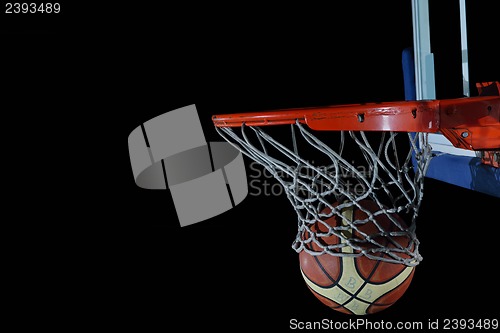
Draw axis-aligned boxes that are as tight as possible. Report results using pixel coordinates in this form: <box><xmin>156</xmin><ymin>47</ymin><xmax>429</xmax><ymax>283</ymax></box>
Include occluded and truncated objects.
<box><xmin>216</xmin><ymin>122</ymin><xmax>433</xmax><ymax>266</ymax></box>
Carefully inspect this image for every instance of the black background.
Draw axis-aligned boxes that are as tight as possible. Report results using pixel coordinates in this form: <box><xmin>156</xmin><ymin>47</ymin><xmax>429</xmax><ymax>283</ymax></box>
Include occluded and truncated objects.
<box><xmin>2</xmin><ymin>1</ymin><xmax>499</xmax><ymax>330</ymax></box>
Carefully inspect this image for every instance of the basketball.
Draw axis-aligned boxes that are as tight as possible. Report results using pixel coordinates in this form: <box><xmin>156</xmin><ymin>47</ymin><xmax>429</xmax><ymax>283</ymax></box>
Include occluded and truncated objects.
<box><xmin>299</xmin><ymin>199</ymin><xmax>415</xmax><ymax>315</ymax></box>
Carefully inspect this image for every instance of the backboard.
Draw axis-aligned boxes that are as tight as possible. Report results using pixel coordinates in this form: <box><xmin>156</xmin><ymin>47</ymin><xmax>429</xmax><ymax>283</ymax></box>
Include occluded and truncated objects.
<box><xmin>405</xmin><ymin>0</ymin><xmax>499</xmax><ymax>197</ymax></box>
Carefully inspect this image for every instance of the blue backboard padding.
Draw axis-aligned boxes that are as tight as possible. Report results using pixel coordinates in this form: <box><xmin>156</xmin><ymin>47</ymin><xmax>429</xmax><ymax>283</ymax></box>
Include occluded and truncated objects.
<box><xmin>426</xmin><ymin>153</ymin><xmax>500</xmax><ymax>197</ymax></box>
<box><xmin>402</xmin><ymin>47</ymin><xmax>416</xmax><ymax>101</ymax></box>
<box><xmin>402</xmin><ymin>47</ymin><xmax>499</xmax><ymax>198</ymax></box>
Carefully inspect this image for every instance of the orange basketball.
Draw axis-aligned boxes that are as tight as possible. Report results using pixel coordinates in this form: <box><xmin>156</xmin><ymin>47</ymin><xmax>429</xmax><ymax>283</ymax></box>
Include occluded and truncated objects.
<box><xmin>299</xmin><ymin>199</ymin><xmax>415</xmax><ymax>315</ymax></box>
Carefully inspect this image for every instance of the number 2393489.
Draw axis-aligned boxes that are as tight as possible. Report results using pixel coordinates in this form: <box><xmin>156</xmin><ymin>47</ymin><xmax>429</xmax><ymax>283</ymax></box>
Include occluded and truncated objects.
<box><xmin>5</xmin><ymin>3</ymin><xmax>61</xmax><ymax>14</ymax></box>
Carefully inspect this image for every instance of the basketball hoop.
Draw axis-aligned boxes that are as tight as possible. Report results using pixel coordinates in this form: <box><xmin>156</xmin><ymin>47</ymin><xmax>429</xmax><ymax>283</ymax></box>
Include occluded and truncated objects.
<box><xmin>212</xmin><ymin>96</ymin><xmax>500</xmax><ymax>267</ymax></box>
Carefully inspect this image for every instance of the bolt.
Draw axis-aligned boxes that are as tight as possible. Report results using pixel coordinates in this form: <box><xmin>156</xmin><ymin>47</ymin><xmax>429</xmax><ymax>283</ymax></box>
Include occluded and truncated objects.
<box><xmin>461</xmin><ymin>131</ymin><xmax>469</xmax><ymax>138</ymax></box>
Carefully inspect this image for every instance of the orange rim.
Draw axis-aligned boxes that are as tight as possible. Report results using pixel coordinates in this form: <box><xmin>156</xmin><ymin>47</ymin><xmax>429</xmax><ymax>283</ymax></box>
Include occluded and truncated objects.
<box><xmin>213</xmin><ymin>96</ymin><xmax>500</xmax><ymax>151</ymax></box>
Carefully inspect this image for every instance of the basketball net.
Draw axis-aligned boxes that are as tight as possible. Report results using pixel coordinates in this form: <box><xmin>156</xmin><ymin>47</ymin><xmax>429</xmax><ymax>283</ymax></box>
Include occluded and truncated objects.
<box><xmin>216</xmin><ymin>123</ymin><xmax>433</xmax><ymax>266</ymax></box>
